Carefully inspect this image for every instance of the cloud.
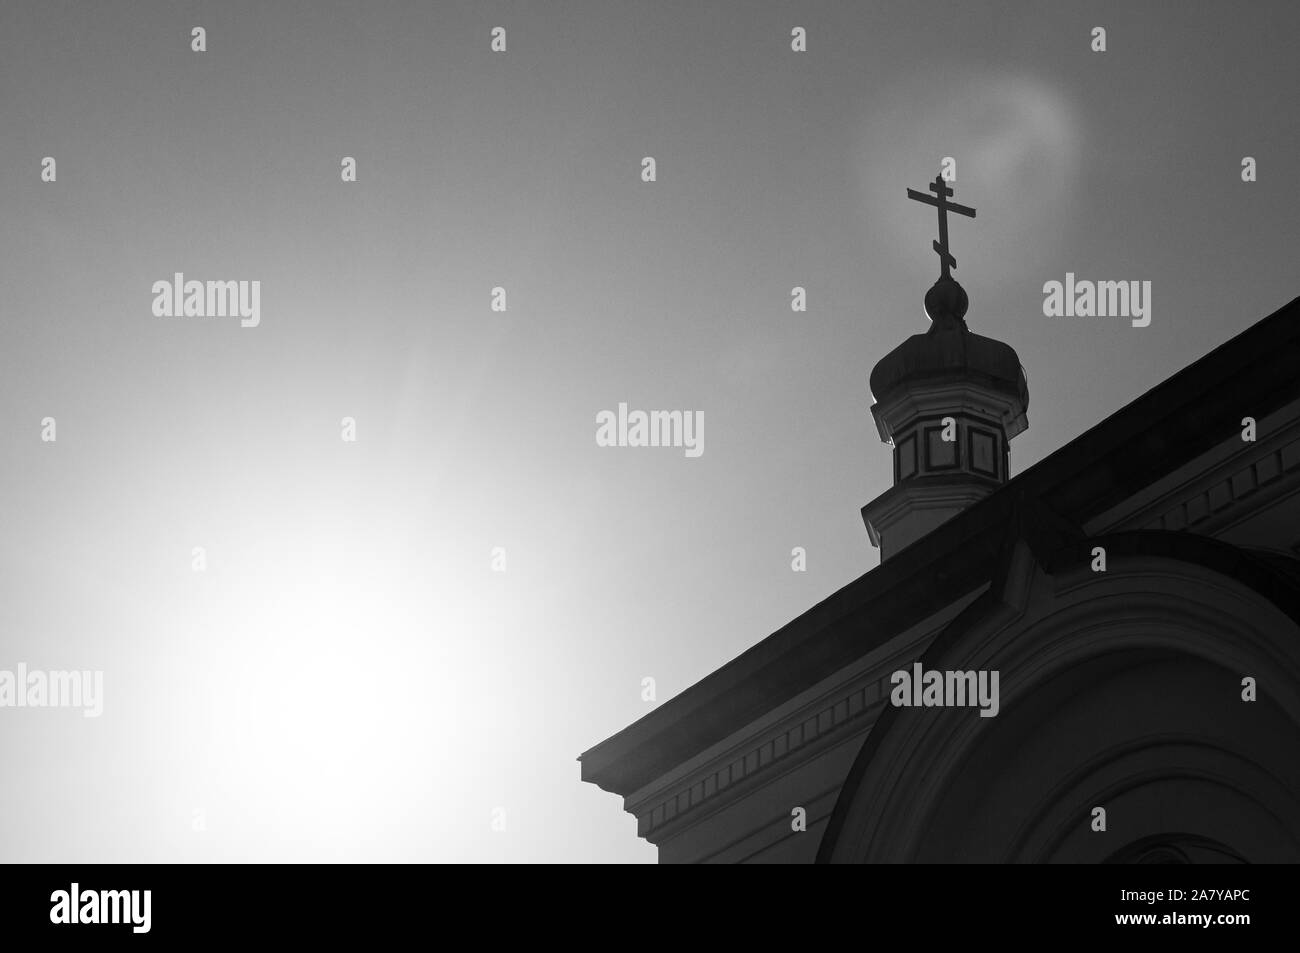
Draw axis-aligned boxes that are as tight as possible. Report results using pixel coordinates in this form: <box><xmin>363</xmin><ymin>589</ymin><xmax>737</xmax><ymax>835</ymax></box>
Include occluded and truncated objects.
<box><xmin>855</xmin><ymin>70</ymin><xmax>1081</xmax><ymax>286</ymax></box>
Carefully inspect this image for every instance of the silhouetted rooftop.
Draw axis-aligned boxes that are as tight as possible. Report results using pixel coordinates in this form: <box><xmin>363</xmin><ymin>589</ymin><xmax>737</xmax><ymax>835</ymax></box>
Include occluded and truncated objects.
<box><xmin>581</xmin><ymin>294</ymin><xmax>1300</xmax><ymax>798</ymax></box>
<box><xmin>869</xmin><ymin>277</ymin><xmax>1028</xmax><ymax>407</ymax></box>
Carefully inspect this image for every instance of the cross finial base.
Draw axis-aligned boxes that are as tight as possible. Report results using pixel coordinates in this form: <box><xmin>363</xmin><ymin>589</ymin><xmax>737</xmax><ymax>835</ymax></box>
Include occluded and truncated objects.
<box><xmin>924</xmin><ymin>276</ymin><xmax>969</xmax><ymax>329</ymax></box>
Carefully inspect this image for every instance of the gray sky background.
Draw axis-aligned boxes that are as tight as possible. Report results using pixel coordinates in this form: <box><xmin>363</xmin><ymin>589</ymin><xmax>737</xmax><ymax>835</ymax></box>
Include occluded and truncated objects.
<box><xmin>0</xmin><ymin>0</ymin><xmax>1295</xmax><ymax>862</ymax></box>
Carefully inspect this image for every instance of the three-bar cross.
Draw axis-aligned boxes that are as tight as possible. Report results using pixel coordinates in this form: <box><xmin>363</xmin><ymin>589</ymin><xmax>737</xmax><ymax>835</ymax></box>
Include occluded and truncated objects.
<box><xmin>906</xmin><ymin>174</ymin><xmax>977</xmax><ymax>280</ymax></box>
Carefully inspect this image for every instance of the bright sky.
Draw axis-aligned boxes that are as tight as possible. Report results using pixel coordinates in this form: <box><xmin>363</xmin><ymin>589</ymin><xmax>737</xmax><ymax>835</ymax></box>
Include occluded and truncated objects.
<box><xmin>0</xmin><ymin>0</ymin><xmax>1295</xmax><ymax>862</ymax></box>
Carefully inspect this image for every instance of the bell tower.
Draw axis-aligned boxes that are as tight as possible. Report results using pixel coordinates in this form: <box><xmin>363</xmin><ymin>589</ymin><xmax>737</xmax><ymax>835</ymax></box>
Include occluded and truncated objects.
<box><xmin>862</xmin><ymin>177</ymin><xmax>1028</xmax><ymax>560</ymax></box>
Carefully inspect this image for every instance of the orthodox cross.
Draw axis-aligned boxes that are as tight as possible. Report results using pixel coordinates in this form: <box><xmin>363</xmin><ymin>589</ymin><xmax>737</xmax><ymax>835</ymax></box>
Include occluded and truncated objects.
<box><xmin>906</xmin><ymin>174</ymin><xmax>976</xmax><ymax>280</ymax></box>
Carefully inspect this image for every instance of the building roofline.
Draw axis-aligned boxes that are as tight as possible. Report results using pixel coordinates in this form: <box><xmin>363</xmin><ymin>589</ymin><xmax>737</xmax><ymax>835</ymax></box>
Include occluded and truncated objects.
<box><xmin>579</xmin><ymin>295</ymin><xmax>1300</xmax><ymax>797</ymax></box>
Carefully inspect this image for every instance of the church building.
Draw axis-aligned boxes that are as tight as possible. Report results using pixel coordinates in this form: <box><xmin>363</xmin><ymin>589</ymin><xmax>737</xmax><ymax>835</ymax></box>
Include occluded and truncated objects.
<box><xmin>579</xmin><ymin>177</ymin><xmax>1300</xmax><ymax>863</ymax></box>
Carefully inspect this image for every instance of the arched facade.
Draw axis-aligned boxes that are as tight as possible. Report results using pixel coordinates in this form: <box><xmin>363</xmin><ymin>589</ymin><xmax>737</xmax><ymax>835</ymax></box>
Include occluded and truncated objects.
<box><xmin>818</xmin><ymin>534</ymin><xmax>1300</xmax><ymax>863</ymax></box>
